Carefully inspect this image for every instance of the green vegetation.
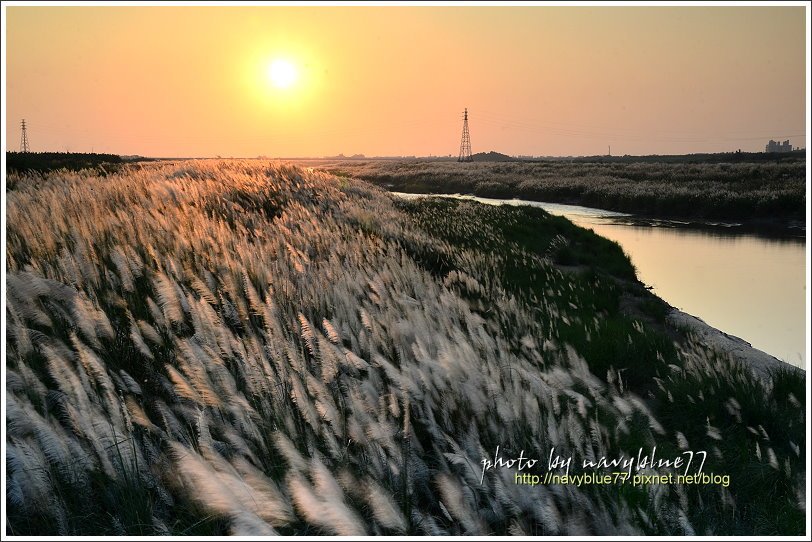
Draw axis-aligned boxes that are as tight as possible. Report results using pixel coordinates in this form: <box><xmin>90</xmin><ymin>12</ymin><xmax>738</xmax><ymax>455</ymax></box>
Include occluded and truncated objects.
<box><xmin>6</xmin><ymin>160</ymin><xmax>805</xmax><ymax>536</ymax></box>
<box><xmin>322</xmin><ymin>158</ymin><xmax>806</xmax><ymax>224</ymax></box>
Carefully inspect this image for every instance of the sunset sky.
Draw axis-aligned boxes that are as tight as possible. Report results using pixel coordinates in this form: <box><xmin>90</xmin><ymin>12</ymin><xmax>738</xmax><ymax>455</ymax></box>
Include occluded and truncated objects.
<box><xmin>4</xmin><ymin>5</ymin><xmax>807</xmax><ymax>157</ymax></box>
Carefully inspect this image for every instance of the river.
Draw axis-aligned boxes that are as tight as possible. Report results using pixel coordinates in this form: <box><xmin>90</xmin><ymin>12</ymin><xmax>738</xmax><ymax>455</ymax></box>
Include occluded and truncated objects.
<box><xmin>394</xmin><ymin>192</ymin><xmax>807</xmax><ymax>369</ymax></box>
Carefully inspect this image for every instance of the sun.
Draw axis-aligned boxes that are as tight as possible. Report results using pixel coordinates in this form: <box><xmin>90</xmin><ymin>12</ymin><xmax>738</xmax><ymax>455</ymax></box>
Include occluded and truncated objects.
<box><xmin>268</xmin><ymin>59</ymin><xmax>299</xmax><ymax>89</ymax></box>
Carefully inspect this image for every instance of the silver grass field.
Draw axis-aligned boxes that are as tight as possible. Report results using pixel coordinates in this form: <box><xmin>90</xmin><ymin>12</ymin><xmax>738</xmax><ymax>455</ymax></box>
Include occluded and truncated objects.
<box><xmin>4</xmin><ymin>160</ymin><xmax>805</xmax><ymax>536</ymax></box>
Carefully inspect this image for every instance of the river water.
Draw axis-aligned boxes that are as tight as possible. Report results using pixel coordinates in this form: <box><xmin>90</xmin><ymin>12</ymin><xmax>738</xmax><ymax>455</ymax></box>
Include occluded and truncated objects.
<box><xmin>394</xmin><ymin>193</ymin><xmax>807</xmax><ymax>369</ymax></box>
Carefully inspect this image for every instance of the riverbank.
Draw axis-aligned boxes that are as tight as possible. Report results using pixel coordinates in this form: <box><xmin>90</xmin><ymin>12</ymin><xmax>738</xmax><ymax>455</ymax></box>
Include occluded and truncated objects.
<box><xmin>392</xmin><ymin>190</ymin><xmax>806</xmax><ymax>239</ymax></box>
<box><xmin>665</xmin><ymin>308</ymin><xmax>804</xmax><ymax>381</ymax></box>
<box><xmin>318</xmin><ymin>158</ymin><xmax>806</xmax><ymax>233</ymax></box>
<box><xmin>393</xmin><ymin>190</ymin><xmax>806</xmax><ymax>367</ymax></box>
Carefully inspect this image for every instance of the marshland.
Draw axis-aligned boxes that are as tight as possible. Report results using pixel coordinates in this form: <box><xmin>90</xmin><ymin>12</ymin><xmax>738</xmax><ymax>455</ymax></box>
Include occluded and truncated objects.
<box><xmin>5</xmin><ymin>159</ymin><xmax>805</xmax><ymax>536</ymax></box>
<box><xmin>320</xmin><ymin>158</ymin><xmax>806</xmax><ymax>231</ymax></box>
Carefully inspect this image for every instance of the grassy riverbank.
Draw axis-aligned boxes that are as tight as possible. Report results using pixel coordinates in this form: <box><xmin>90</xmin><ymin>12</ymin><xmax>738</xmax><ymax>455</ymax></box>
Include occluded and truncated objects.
<box><xmin>320</xmin><ymin>158</ymin><xmax>806</xmax><ymax>226</ymax></box>
<box><xmin>6</xmin><ymin>160</ymin><xmax>805</xmax><ymax>536</ymax></box>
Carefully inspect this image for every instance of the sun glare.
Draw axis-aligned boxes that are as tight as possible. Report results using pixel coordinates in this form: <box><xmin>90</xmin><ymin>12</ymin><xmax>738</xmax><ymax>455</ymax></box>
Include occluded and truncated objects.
<box><xmin>268</xmin><ymin>59</ymin><xmax>298</xmax><ymax>89</ymax></box>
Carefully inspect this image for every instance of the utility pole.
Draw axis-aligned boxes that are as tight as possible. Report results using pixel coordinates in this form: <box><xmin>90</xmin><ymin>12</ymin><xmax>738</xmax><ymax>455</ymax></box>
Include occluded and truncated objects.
<box><xmin>458</xmin><ymin>108</ymin><xmax>472</xmax><ymax>162</ymax></box>
<box><xmin>20</xmin><ymin>119</ymin><xmax>30</xmax><ymax>153</ymax></box>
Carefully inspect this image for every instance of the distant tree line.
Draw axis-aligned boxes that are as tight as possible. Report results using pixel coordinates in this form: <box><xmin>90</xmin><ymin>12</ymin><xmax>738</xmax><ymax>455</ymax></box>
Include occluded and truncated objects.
<box><xmin>6</xmin><ymin>151</ymin><xmax>124</xmax><ymax>173</ymax></box>
<box><xmin>556</xmin><ymin>150</ymin><xmax>806</xmax><ymax>164</ymax></box>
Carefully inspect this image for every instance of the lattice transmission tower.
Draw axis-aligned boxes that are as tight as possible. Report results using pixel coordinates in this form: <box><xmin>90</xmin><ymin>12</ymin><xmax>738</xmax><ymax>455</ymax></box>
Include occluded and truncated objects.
<box><xmin>20</xmin><ymin>119</ymin><xmax>30</xmax><ymax>153</ymax></box>
<box><xmin>458</xmin><ymin>108</ymin><xmax>472</xmax><ymax>162</ymax></box>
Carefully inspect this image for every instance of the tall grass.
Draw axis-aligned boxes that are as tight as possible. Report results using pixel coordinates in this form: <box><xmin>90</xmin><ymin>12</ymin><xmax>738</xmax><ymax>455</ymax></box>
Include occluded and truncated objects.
<box><xmin>5</xmin><ymin>160</ymin><xmax>805</xmax><ymax>535</ymax></box>
<box><xmin>321</xmin><ymin>159</ymin><xmax>805</xmax><ymax>222</ymax></box>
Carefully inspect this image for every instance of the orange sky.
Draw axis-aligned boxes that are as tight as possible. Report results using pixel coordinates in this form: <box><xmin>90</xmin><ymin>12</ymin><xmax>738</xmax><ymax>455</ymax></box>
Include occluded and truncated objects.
<box><xmin>4</xmin><ymin>5</ymin><xmax>807</xmax><ymax>157</ymax></box>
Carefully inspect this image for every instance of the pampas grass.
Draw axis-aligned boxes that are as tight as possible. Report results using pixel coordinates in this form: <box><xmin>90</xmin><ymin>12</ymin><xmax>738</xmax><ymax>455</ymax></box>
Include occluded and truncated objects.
<box><xmin>5</xmin><ymin>159</ymin><xmax>805</xmax><ymax>536</ymax></box>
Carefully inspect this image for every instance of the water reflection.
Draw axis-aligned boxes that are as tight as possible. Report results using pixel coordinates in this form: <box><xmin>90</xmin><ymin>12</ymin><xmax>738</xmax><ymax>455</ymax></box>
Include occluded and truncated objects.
<box><xmin>394</xmin><ymin>193</ymin><xmax>806</xmax><ymax>368</ymax></box>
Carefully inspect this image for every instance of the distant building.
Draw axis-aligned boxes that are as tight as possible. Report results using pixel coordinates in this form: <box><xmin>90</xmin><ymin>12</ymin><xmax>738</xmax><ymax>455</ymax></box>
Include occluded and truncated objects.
<box><xmin>765</xmin><ymin>139</ymin><xmax>793</xmax><ymax>152</ymax></box>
